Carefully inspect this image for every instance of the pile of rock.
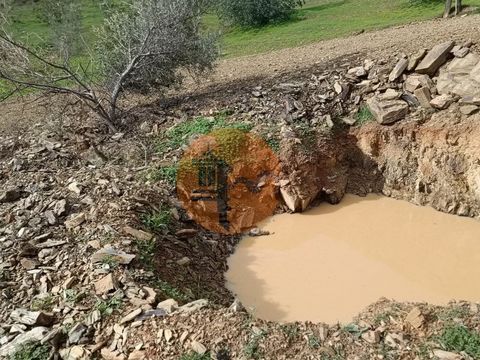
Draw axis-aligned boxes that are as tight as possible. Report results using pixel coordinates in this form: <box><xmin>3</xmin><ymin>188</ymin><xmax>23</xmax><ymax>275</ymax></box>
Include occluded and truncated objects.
<box><xmin>228</xmin><ymin>40</ymin><xmax>478</xmax><ymax>134</ymax></box>
<box><xmin>366</xmin><ymin>40</ymin><xmax>479</xmax><ymax>124</ymax></box>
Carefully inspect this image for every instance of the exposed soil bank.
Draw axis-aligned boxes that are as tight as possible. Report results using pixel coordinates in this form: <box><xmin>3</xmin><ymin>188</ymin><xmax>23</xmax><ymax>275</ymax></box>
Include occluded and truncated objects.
<box><xmin>226</xmin><ymin>194</ymin><xmax>480</xmax><ymax>324</ymax></box>
<box><xmin>280</xmin><ymin>108</ymin><xmax>480</xmax><ymax>219</ymax></box>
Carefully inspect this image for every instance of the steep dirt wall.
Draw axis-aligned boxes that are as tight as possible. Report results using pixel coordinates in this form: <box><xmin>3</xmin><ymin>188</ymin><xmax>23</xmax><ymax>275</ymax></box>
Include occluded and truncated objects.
<box><xmin>352</xmin><ymin>107</ymin><xmax>480</xmax><ymax>217</ymax></box>
<box><xmin>280</xmin><ymin>108</ymin><xmax>480</xmax><ymax>218</ymax></box>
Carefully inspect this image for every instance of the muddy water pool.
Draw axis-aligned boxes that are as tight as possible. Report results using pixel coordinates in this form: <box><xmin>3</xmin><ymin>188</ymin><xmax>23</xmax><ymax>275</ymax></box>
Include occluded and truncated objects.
<box><xmin>225</xmin><ymin>194</ymin><xmax>480</xmax><ymax>323</ymax></box>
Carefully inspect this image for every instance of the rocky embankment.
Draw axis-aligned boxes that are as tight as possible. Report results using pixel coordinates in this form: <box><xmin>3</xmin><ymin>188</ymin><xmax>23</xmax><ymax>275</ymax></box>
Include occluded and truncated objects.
<box><xmin>1</xmin><ymin>38</ymin><xmax>480</xmax><ymax>359</ymax></box>
<box><xmin>276</xmin><ymin>40</ymin><xmax>480</xmax><ymax>218</ymax></box>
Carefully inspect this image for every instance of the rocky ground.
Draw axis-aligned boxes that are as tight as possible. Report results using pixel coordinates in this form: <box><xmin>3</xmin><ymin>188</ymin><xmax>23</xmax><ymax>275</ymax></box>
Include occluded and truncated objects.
<box><xmin>1</xmin><ymin>20</ymin><xmax>480</xmax><ymax>360</ymax></box>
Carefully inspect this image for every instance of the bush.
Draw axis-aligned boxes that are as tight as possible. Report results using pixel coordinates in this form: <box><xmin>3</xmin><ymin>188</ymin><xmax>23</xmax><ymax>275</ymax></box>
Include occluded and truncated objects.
<box><xmin>0</xmin><ymin>0</ymin><xmax>218</xmax><ymax>132</ymax></box>
<box><xmin>217</xmin><ymin>0</ymin><xmax>305</xmax><ymax>27</ymax></box>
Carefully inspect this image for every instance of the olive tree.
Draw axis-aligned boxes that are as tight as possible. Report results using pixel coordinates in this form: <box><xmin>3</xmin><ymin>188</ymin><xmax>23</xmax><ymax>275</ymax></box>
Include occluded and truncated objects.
<box><xmin>0</xmin><ymin>0</ymin><xmax>217</xmax><ymax>132</ymax></box>
<box><xmin>217</xmin><ymin>0</ymin><xmax>305</xmax><ymax>27</ymax></box>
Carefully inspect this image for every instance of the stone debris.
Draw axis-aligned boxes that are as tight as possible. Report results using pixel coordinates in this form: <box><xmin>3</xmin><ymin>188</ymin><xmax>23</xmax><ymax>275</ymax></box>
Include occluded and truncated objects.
<box><xmin>404</xmin><ymin>307</ymin><xmax>424</xmax><ymax>329</ymax></box>
<box><xmin>123</xmin><ymin>226</ymin><xmax>153</xmax><ymax>241</ymax></box>
<box><xmin>94</xmin><ymin>274</ymin><xmax>118</xmax><ymax>294</ymax></box>
<box><xmin>65</xmin><ymin>213</ymin><xmax>86</xmax><ymax>230</ymax></box>
<box><xmin>10</xmin><ymin>309</ymin><xmax>54</xmax><ymax>327</ymax></box>
<box><xmin>460</xmin><ymin>104</ymin><xmax>479</xmax><ymax>115</ymax></box>
<box><xmin>432</xmin><ymin>349</ymin><xmax>463</xmax><ymax>360</ymax></box>
<box><xmin>389</xmin><ymin>58</ymin><xmax>408</xmax><ymax>82</ymax></box>
<box><xmin>0</xmin><ymin>188</ymin><xmax>22</xmax><ymax>203</ymax></box>
<box><xmin>361</xmin><ymin>330</ymin><xmax>380</xmax><ymax>344</ymax></box>
<box><xmin>407</xmin><ymin>48</ymin><xmax>427</xmax><ymax>71</ymax></box>
<box><xmin>430</xmin><ymin>94</ymin><xmax>454</xmax><ymax>109</ymax></box>
<box><xmin>119</xmin><ymin>308</ymin><xmax>142</xmax><ymax>325</ymax></box>
<box><xmin>367</xmin><ymin>97</ymin><xmax>409</xmax><ymax>125</ymax></box>
<box><xmin>91</xmin><ymin>246</ymin><xmax>136</xmax><ymax>265</ymax></box>
<box><xmin>0</xmin><ymin>327</ymin><xmax>49</xmax><ymax>357</ymax></box>
<box><xmin>59</xmin><ymin>346</ymin><xmax>91</xmax><ymax>360</ymax></box>
<box><xmin>414</xmin><ymin>87</ymin><xmax>433</xmax><ymax>109</ymax></box>
<box><xmin>190</xmin><ymin>340</ymin><xmax>207</xmax><ymax>354</ymax></box>
<box><xmin>157</xmin><ymin>299</ymin><xmax>179</xmax><ymax>314</ymax></box>
<box><xmin>0</xmin><ymin>37</ymin><xmax>479</xmax><ymax>360</ymax></box>
<box><xmin>416</xmin><ymin>41</ymin><xmax>455</xmax><ymax>75</ymax></box>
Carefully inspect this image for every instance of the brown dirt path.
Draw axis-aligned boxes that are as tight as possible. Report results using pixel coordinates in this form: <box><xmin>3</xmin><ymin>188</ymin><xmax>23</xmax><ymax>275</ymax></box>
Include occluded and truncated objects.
<box><xmin>195</xmin><ymin>14</ymin><xmax>480</xmax><ymax>87</ymax></box>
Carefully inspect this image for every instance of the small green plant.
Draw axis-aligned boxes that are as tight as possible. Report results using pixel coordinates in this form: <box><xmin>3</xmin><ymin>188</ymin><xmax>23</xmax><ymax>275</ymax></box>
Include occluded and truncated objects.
<box><xmin>95</xmin><ymin>293</ymin><xmax>123</xmax><ymax>316</ymax></box>
<box><xmin>308</xmin><ymin>334</ymin><xmax>321</xmax><ymax>349</ymax></box>
<box><xmin>147</xmin><ymin>165</ymin><xmax>178</xmax><ymax>185</ymax></box>
<box><xmin>281</xmin><ymin>324</ymin><xmax>299</xmax><ymax>341</ymax></box>
<box><xmin>156</xmin><ymin>116</ymin><xmax>253</xmax><ymax>154</ymax></box>
<box><xmin>342</xmin><ymin>323</ymin><xmax>368</xmax><ymax>338</ymax></box>
<box><xmin>217</xmin><ymin>0</ymin><xmax>305</xmax><ymax>27</ymax></box>
<box><xmin>373</xmin><ymin>311</ymin><xmax>392</xmax><ymax>325</ymax></box>
<box><xmin>415</xmin><ymin>342</ymin><xmax>433</xmax><ymax>360</ymax></box>
<box><xmin>438</xmin><ymin>306</ymin><xmax>469</xmax><ymax>321</ymax></box>
<box><xmin>63</xmin><ymin>289</ymin><xmax>85</xmax><ymax>305</ymax></box>
<box><xmin>8</xmin><ymin>342</ymin><xmax>51</xmax><ymax>360</ymax></box>
<box><xmin>100</xmin><ymin>255</ymin><xmax>119</xmax><ymax>269</ymax></box>
<box><xmin>243</xmin><ymin>329</ymin><xmax>267</xmax><ymax>359</ymax></box>
<box><xmin>152</xmin><ymin>279</ymin><xmax>191</xmax><ymax>302</ymax></box>
<box><xmin>135</xmin><ymin>239</ymin><xmax>157</xmax><ymax>271</ymax></box>
<box><xmin>295</xmin><ymin>123</ymin><xmax>317</xmax><ymax>151</ymax></box>
<box><xmin>439</xmin><ymin>323</ymin><xmax>480</xmax><ymax>358</ymax></box>
<box><xmin>179</xmin><ymin>352</ymin><xmax>210</xmax><ymax>360</ymax></box>
<box><xmin>31</xmin><ymin>294</ymin><xmax>55</xmax><ymax>311</ymax></box>
<box><xmin>141</xmin><ymin>208</ymin><xmax>171</xmax><ymax>232</ymax></box>
<box><xmin>356</xmin><ymin>106</ymin><xmax>374</xmax><ymax>125</ymax></box>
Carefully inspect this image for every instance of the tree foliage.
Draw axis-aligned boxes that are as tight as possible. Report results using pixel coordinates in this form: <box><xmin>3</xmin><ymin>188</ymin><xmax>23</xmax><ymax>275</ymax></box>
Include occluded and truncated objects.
<box><xmin>0</xmin><ymin>0</ymin><xmax>218</xmax><ymax>132</ymax></box>
<box><xmin>39</xmin><ymin>0</ymin><xmax>82</xmax><ymax>57</ymax></box>
<box><xmin>217</xmin><ymin>0</ymin><xmax>305</xmax><ymax>27</ymax></box>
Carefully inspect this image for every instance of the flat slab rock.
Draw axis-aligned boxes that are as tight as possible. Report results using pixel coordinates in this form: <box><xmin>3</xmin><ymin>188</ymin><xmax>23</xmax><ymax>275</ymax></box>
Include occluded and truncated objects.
<box><xmin>437</xmin><ymin>52</ymin><xmax>480</xmax><ymax>99</ymax></box>
<box><xmin>367</xmin><ymin>97</ymin><xmax>409</xmax><ymax>125</ymax></box>
<box><xmin>416</xmin><ymin>41</ymin><xmax>455</xmax><ymax>75</ymax></box>
<box><xmin>0</xmin><ymin>327</ymin><xmax>49</xmax><ymax>357</ymax></box>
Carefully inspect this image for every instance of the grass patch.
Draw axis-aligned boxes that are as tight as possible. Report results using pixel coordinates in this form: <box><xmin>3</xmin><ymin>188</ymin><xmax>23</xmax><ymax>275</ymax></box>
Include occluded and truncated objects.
<box><xmin>438</xmin><ymin>306</ymin><xmax>470</xmax><ymax>321</ymax></box>
<box><xmin>156</xmin><ymin>116</ymin><xmax>253</xmax><ymax>154</ymax></box>
<box><xmin>308</xmin><ymin>334</ymin><xmax>321</xmax><ymax>349</ymax></box>
<box><xmin>146</xmin><ymin>165</ymin><xmax>178</xmax><ymax>185</ymax></box>
<box><xmin>141</xmin><ymin>208</ymin><xmax>172</xmax><ymax>232</ymax></box>
<box><xmin>356</xmin><ymin>105</ymin><xmax>374</xmax><ymax>125</ymax></box>
<box><xmin>438</xmin><ymin>323</ymin><xmax>480</xmax><ymax>358</ymax></box>
<box><xmin>100</xmin><ymin>255</ymin><xmax>119</xmax><ymax>269</ymax></box>
<box><xmin>281</xmin><ymin>324</ymin><xmax>299</xmax><ymax>342</ymax></box>
<box><xmin>8</xmin><ymin>342</ymin><xmax>51</xmax><ymax>360</ymax></box>
<box><xmin>7</xmin><ymin>0</ymin><xmax>480</xmax><ymax>60</ymax></box>
<box><xmin>296</xmin><ymin>123</ymin><xmax>318</xmax><ymax>151</ymax></box>
<box><xmin>95</xmin><ymin>293</ymin><xmax>123</xmax><ymax>316</ymax></box>
<box><xmin>244</xmin><ymin>329</ymin><xmax>267</xmax><ymax>359</ymax></box>
<box><xmin>135</xmin><ymin>239</ymin><xmax>157</xmax><ymax>271</ymax></box>
<box><xmin>30</xmin><ymin>294</ymin><xmax>55</xmax><ymax>311</ymax></box>
<box><xmin>151</xmin><ymin>279</ymin><xmax>192</xmax><ymax>302</ymax></box>
<box><xmin>215</xmin><ymin>0</ymin><xmax>480</xmax><ymax>57</ymax></box>
<box><xmin>63</xmin><ymin>289</ymin><xmax>85</xmax><ymax>305</ymax></box>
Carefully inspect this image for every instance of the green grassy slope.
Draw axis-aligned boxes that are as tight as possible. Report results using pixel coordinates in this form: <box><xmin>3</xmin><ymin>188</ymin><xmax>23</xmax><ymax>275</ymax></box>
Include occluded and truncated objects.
<box><xmin>5</xmin><ymin>0</ymin><xmax>480</xmax><ymax>59</ymax></box>
<box><xmin>216</xmin><ymin>0</ymin><xmax>480</xmax><ymax>57</ymax></box>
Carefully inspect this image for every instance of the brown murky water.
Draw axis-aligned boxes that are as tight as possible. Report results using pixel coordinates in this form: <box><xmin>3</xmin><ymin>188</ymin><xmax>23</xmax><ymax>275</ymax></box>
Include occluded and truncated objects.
<box><xmin>225</xmin><ymin>194</ymin><xmax>480</xmax><ymax>324</ymax></box>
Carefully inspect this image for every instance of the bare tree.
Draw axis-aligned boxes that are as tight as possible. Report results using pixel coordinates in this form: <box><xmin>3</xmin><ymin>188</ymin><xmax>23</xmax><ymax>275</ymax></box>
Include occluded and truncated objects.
<box><xmin>0</xmin><ymin>0</ymin><xmax>217</xmax><ymax>133</ymax></box>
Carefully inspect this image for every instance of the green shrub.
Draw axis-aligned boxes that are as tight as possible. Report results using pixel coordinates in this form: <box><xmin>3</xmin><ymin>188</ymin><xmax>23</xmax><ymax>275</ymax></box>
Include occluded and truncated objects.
<box><xmin>439</xmin><ymin>323</ymin><xmax>480</xmax><ymax>358</ymax></box>
<box><xmin>8</xmin><ymin>342</ymin><xmax>50</xmax><ymax>360</ymax></box>
<box><xmin>217</xmin><ymin>0</ymin><xmax>305</xmax><ymax>27</ymax></box>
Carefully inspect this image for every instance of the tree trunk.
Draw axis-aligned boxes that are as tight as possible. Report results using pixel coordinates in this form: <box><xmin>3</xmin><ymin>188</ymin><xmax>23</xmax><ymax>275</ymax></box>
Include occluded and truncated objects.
<box><xmin>444</xmin><ymin>0</ymin><xmax>452</xmax><ymax>18</ymax></box>
<box><xmin>455</xmin><ymin>0</ymin><xmax>462</xmax><ymax>15</ymax></box>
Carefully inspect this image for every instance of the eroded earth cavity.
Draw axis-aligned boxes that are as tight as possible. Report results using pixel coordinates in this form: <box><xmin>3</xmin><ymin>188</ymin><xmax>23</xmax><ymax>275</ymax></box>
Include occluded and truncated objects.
<box><xmin>226</xmin><ymin>194</ymin><xmax>480</xmax><ymax>324</ymax></box>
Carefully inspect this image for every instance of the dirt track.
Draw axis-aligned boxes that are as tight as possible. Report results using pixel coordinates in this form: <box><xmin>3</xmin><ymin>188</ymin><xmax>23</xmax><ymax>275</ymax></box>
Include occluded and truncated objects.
<box><xmin>198</xmin><ymin>13</ymin><xmax>480</xmax><ymax>86</ymax></box>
